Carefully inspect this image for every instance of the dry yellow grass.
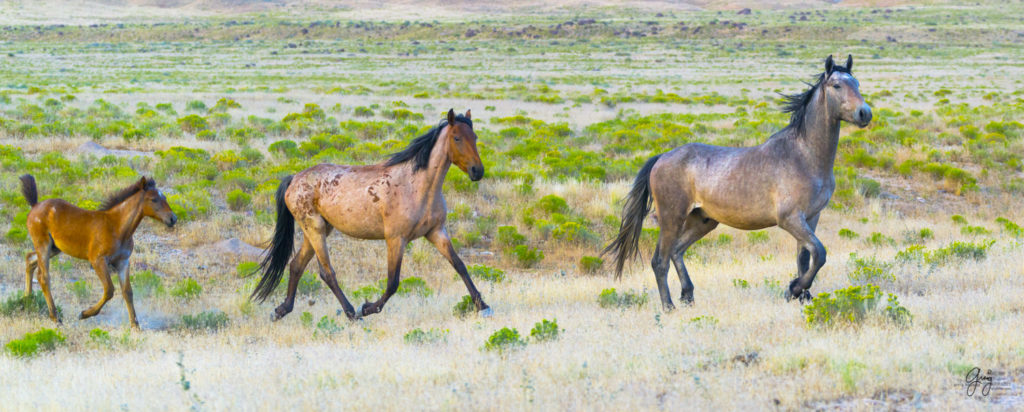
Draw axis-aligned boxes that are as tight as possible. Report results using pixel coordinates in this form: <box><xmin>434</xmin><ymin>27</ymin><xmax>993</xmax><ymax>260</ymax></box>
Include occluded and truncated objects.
<box><xmin>1</xmin><ymin>185</ymin><xmax>1022</xmax><ymax>409</ymax></box>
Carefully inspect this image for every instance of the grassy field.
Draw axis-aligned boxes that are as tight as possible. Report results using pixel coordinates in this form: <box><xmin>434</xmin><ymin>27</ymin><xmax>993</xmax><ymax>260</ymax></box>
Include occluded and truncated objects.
<box><xmin>1</xmin><ymin>0</ymin><xmax>1023</xmax><ymax>409</ymax></box>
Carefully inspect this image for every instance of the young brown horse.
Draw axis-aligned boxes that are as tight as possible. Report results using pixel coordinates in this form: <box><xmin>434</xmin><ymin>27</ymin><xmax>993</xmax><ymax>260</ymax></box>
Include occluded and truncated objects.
<box><xmin>252</xmin><ymin>109</ymin><xmax>491</xmax><ymax>320</ymax></box>
<box><xmin>20</xmin><ymin>175</ymin><xmax>177</xmax><ymax>328</ymax></box>
<box><xmin>604</xmin><ymin>55</ymin><xmax>872</xmax><ymax>310</ymax></box>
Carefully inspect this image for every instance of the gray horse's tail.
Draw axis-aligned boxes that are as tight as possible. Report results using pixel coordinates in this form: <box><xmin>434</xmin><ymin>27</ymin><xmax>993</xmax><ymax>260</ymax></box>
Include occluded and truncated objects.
<box><xmin>603</xmin><ymin>154</ymin><xmax>661</xmax><ymax>279</ymax></box>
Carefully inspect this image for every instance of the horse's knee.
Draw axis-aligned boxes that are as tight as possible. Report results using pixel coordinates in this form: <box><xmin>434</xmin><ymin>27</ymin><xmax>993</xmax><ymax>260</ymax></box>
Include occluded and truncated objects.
<box><xmin>812</xmin><ymin>243</ymin><xmax>827</xmax><ymax>268</ymax></box>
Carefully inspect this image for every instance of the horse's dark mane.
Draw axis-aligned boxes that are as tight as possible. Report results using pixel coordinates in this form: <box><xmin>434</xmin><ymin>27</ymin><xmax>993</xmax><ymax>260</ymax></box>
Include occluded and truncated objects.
<box><xmin>780</xmin><ymin>64</ymin><xmax>850</xmax><ymax>133</ymax></box>
<box><xmin>98</xmin><ymin>179</ymin><xmax>152</xmax><ymax>211</ymax></box>
<box><xmin>385</xmin><ymin>114</ymin><xmax>473</xmax><ymax>171</ymax></box>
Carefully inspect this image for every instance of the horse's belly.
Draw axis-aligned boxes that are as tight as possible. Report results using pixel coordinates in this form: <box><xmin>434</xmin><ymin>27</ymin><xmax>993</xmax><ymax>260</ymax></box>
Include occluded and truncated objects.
<box><xmin>320</xmin><ymin>206</ymin><xmax>385</xmax><ymax>239</ymax></box>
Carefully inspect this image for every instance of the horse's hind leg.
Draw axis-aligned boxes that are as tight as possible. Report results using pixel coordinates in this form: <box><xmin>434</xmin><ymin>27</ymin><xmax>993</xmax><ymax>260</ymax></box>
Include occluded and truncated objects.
<box><xmin>427</xmin><ymin>228</ymin><xmax>490</xmax><ymax>315</ymax></box>
<box><xmin>671</xmin><ymin>211</ymin><xmax>719</xmax><ymax>305</ymax></box>
<box><xmin>80</xmin><ymin>257</ymin><xmax>114</xmax><ymax>319</ymax></box>
<box><xmin>33</xmin><ymin>245</ymin><xmax>61</xmax><ymax>323</ymax></box>
<box><xmin>359</xmin><ymin>236</ymin><xmax>408</xmax><ymax>317</ymax></box>
<box><xmin>272</xmin><ymin>236</ymin><xmax>315</xmax><ymax>321</ymax></box>
<box><xmin>780</xmin><ymin>213</ymin><xmax>825</xmax><ymax>302</ymax></box>
<box><xmin>303</xmin><ymin>217</ymin><xmax>359</xmax><ymax>320</ymax></box>
<box><xmin>25</xmin><ymin>252</ymin><xmax>37</xmax><ymax>296</ymax></box>
<box><xmin>651</xmin><ymin>241</ymin><xmax>674</xmax><ymax>311</ymax></box>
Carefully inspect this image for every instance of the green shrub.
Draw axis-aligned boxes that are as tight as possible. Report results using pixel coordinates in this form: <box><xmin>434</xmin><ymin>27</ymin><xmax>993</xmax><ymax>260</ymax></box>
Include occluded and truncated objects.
<box><xmin>838</xmin><ymin>228</ymin><xmax>859</xmax><ymax>239</ymax></box>
<box><xmin>353</xmin><ymin>106</ymin><xmax>374</xmax><ymax>117</ymax></box>
<box><xmin>732</xmin><ymin>278</ymin><xmax>750</xmax><ymax>289</ymax></box>
<box><xmin>352</xmin><ymin>285</ymin><xmax>382</xmax><ymax>301</ymax></box>
<box><xmin>996</xmin><ymin>217</ymin><xmax>1024</xmax><ymax>238</ymax></box>
<box><xmin>496</xmin><ymin>226</ymin><xmax>527</xmax><ymax>247</ymax></box>
<box><xmin>468</xmin><ymin>264</ymin><xmax>506</xmax><ymax>283</ymax></box>
<box><xmin>951</xmin><ymin>215</ymin><xmax>968</xmax><ymax>225</ymax></box>
<box><xmin>185</xmin><ymin>100</ymin><xmax>207</xmax><ymax>112</ymax></box>
<box><xmin>597</xmin><ymin>288</ymin><xmax>648</xmax><ymax>308</ymax></box>
<box><xmin>803</xmin><ymin>284</ymin><xmax>881</xmax><ymax>327</ymax></box>
<box><xmin>177</xmin><ymin>114</ymin><xmax>208</xmax><ymax>133</ymax></box>
<box><xmin>579</xmin><ymin>256</ymin><xmax>604</xmax><ymax>274</ymax></box>
<box><xmin>236</xmin><ymin>261</ymin><xmax>259</xmax><ymax>278</ymax></box>
<box><xmin>132</xmin><ymin>270</ymin><xmax>165</xmax><ymax>297</ymax></box>
<box><xmin>536</xmin><ymin>194</ymin><xmax>569</xmax><ymax>215</ymax></box>
<box><xmin>507</xmin><ymin>245</ymin><xmax>543</xmax><ymax>268</ymax></box>
<box><xmin>894</xmin><ymin>245</ymin><xmax>927</xmax><ymax>263</ymax></box>
<box><xmin>395</xmin><ymin>276</ymin><xmax>433</xmax><ymax>297</ymax></box>
<box><xmin>530</xmin><ymin>319</ymin><xmax>560</xmax><ymax>342</ymax></box>
<box><xmin>5</xmin><ymin>328</ymin><xmax>66</xmax><ymax>357</ymax></box>
<box><xmin>926</xmin><ymin>240</ymin><xmax>995</xmax><ymax>265</ymax></box>
<box><xmin>866</xmin><ymin>232</ymin><xmax>895</xmax><ymax>247</ymax></box>
<box><xmin>0</xmin><ymin>291</ymin><xmax>60</xmax><ymax>318</ymax></box>
<box><xmin>88</xmin><ymin>328</ymin><xmax>111</xmax><ymax>346</ymax></box>
<box><xmin>170</xmin><ymin>278</ymin><xmax>203</xmax><ymax>301</ymax></box>
<box><xmin>300</xmin><ymin>311</ymin><xmax>314</xmax><ymax>328</ymax></box>
<box><xmin>747</xmin><ymin>231</ymin><xmax>770</xmax><ymax>244</ymax></box>
<box><xmin>688</xmin><ymin>315</ymin><xmax>719</xmax><ymax>328</ymax></box>
<box><xmin>847</xmin><ymin>254</ymin><xmax>895</xmax><ymax>284</ymax></box>
<box><xmin>884</xmin><ymin>294</ymin><xmax>913</xmax><ymax>327</ymax></box>
<box><xmin>960</xmin><ymin>225</ymin><xmax>990</xmax><ymax>236</ymax></box>
<box><xmin>404</xmin><ymin>328</ymin><xmax>449</xmax><ymax>344</ymax></box>
<box><xmin>67</xmin><ymin>279</ymin><xmax>91</xmax><ymax>302</ymax></box>
<box><xmin>181</xmin><ymin>310</ymin><xmax>230</xmax><ymax>331</ymax></box>
<box><xmin>226</xmin><ymin>189</ymin><xmax>252</xmax><ymax>211</ymax></box>
<box><xmin>453</xmin><ymin>295</ymin><xmax>475</xmax><ymax>318</ymax></box>
<box><xmin>918</xmin><ymin>228</ymin><xmax>934</xmax><ymax>240</ymax></box>
<box><xmin>483</xmin><ymin>327</ymin><xmax>527</xmax><ymax>352</ymax></box>
<box><xmin>314</xmin><ymin>316</ymin><xmax>342</xmax><ymax>338</ymax></box>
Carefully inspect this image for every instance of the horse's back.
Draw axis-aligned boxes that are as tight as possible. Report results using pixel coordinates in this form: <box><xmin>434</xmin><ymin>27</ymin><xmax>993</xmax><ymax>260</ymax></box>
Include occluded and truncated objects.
<box><xmin>26</xmin><ymin>199</ymin><xmax>102</xmax><ymax>258</ymax></box>
<box><xmin>287</xmin><ymin>163</ymin><xmax>391</xmax><ymax>239</ymax></box>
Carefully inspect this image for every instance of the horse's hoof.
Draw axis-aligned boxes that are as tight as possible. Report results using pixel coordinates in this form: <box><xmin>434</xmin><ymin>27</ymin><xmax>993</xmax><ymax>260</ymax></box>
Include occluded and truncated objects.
<box><xmin>78</xmin><ymin>311</ymin><xmax>89</xmax><ymax>320</ymax></box>
<box><xmin>662</xmin><ymin>303</ymin><xmax>676</xmax><ymax>312</ymax></box>
<box><xmin>480</xmin><ymin>307</ymin><xmax>494</xmax><ymax>318</ymax></box>
<box><xmin>680</xmin><ymin>291</ymin><xmax>694</xmax><ymax>306</ymax></box>
<box><xmin>798</xmin><ymin>290</ymin><xmax>812</xmax><ymax>303</ymax></box>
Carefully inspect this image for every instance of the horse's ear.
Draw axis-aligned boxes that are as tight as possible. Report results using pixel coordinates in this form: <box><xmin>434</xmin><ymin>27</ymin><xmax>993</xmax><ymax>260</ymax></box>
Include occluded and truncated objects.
<box><xmin>138</xmin><ymin>176</ymin><xmax>148</xmax><ymax>188</ymax></box>
<box><xmin>464</xmin><ymin>109</ymin><xmax>471</xmax><ymax>120</ymax></box>
<box><xmin>447</xmin><ymin>108</ymin><xmax>455</xmax><ymax>125</ymax></box>
<box><xmin>824</xmin><ymin>55</ymin><xmax>834</xmax><ymax>75</ymax></box>
<box><xmin>846</xmin><ymin>54</ymin><xmax>853</xmax><ymax>72</ymax></box>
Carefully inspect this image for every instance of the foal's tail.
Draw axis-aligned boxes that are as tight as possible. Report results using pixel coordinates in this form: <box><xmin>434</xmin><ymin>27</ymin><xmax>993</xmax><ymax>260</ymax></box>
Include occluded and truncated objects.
<box><xmin>251</xmin><ymin>175</ymin><xmax>295</xmax><ymax>302</ymax></box>
<box><xmin>602</xmin><ymin>154</ymin><xmax>661</xmax><ymax>279</ymax></box>
<box><xmin>19</xmin><ymin>174</ymin><xmax>38</xmax><ymax>207</ymax></box>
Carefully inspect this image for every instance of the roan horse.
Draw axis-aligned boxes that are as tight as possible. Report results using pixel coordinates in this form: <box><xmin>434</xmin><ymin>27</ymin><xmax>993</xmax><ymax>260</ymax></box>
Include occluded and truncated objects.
<box><xmin>19</xmin><ymin>175</ymin><xmax>177</xmax><ymax>328</ymax></box>
<box><xmin>604</xmin><ymin>55</ymin><xmax>872</xmax><ymax>309</ymax></box>
<box><xmin>251</xmin><ymin>109</ymin><xmax>491</xmax><ymax>320</ymax></box>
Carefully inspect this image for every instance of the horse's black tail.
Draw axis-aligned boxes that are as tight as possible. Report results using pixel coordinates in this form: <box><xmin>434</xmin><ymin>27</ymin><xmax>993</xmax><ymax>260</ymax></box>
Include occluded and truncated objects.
<box><xmin>19</xmin><ymin>174</ymin><xmax>38</xmax><ymax>207</ymax></box>
<box><xmin>251</xmin><ymin>175</ymin><xmax>295</xmax><ymax>302</ymax></box>
<box><xmin>602</xmin><ymin>154</ymin><xmax>661</xmax><ymax>279</ymax></box>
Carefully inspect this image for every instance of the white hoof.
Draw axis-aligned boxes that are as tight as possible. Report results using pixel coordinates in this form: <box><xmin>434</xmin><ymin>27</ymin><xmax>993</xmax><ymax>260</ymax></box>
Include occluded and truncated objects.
<box><xmin>355</xmin><ymin>306</ymin><xmax>364</xmax><ymax>318</ymax></box>
<box><xmin>480</xmin><ymin>307</ymin><xmax>494</xmax><ymax>318</ymax></box>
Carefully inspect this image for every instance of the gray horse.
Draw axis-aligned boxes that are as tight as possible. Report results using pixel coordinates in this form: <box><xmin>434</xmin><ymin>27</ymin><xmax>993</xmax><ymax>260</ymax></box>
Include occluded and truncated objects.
<box><xmin>604</xmin><ymin>55</ymin><xmax>872</xmax><ymax>310</ymax></box>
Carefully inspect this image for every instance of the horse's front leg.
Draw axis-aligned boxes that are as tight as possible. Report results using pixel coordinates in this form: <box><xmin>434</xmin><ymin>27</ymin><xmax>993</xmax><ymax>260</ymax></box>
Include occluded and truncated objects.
<box><xmin>359</xmin><ymin>236</ymin><xmax>407</xmax><ymax>317</ymax></box>
<box><xmin>426</xmin><ymin>228</ymin><xmax>491</xmax><ymax>316</ymax></box>
<box><xmin>781</xmin><ymin>213</ymin><xmax>825</xmax><ymax>302</ymax></box>
<box><xmin>114</xmin><ymin>259</ymin><xmax>140</xmax><ymax>330</ymax></box>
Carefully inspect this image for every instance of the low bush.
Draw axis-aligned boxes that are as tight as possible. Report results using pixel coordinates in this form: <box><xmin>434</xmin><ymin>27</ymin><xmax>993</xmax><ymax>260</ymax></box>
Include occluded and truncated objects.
<box><xmin>236</xmin><ymin>261</ymin><xmax>259</xmax><ymax>278</ymax></box>
<box><xmin>170</xmin><ymin>278</ymin><xmax>203</xmax><ymax>301</ymax></box>
<box><xmin>226</xmin><ymin>189</ymin><xmax>252</xmax><ymax>211</ymax></box>
<box><xmin>404</xmin><ymin>328</ymin><xmax>449</xmax><ymax>344</ymax></box>
<box><xmin>507</xmin><ymin>245</ymin><xmax>543</xmax><ymax>268</ymax></box>
<box><xmin>483</xmin><ymin>327</ymin><xmax>527</xmax><ymax>352</ymax></box>
<box><xmin>530</xmin><ymin>319</ymin><xmax>560</xmax><ymax>342</ymax></box>
<box><xmin>453</xmin><ymin>295</ymin><xmax>475</xmax><ymax>318</ymax></box>
<box><xmin>468</xmin><ymin>264</ymin><xmax>506</xmax><ymax>283</ymax></box>
<box><xmin>597</xmin><ymin>288</ymin><xmax>648</xmax><ymax>309</ymax></box>
<box><xmin>5</xmin><ymin>328</ymin><xmax>65</xmax><ymax>357</ymax></box>
<box><xmin>132</xmin><ymin>270</ymin><xmax>165</xmax><ymax>297</ymax></box>
<box><xmin>181</xmin><ymin>310</ymin><xmax>230</xmax><ymax>331</ymax></box>
<box><xmin>0</xmin><ymin>291</ymin><xmax>59</xmax><ymax>318</ymax></box>
<box><xmin>579</xmin><ymin>256</ymin><xmax>604</xmax><ymax>274</ymax></box>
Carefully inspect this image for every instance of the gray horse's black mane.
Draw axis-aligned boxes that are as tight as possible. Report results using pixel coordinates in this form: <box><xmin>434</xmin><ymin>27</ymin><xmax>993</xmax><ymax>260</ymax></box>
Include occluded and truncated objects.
<box><xmin>385</xmin><ymin>114</ymin><xmax>472</xmax><ymax>171</ymax></box>
<box><xmin>781</xmin><ymin>64</ymin><xmax>851</xmax><ymax>132</ymax></box>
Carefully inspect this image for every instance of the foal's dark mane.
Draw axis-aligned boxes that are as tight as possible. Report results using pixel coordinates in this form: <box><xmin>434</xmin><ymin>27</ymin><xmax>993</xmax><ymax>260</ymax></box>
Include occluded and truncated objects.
<box><xmin>98</xmin><ymin>179</ymin><xmax>152</xmax><ymax>211</ymax></box>
<box><xmin>780</xmin><ymin>64</ymin><xmax>851</xmax><ymax>133</ymax></box>
<box><xmin>385</xmin><ymin>114</ymin><xmax>473</xmax><ymax>171</ymax></box>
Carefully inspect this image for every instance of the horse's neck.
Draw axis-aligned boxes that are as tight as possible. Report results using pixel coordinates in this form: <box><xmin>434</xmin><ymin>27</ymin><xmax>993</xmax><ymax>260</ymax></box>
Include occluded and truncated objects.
<box><xmin>796</xmin><ymin>90</ymin><xmax>841</xmax><ymax>175</ymax></box>
<box><xmin>106</xmin><ymin>192</ymin><xmax>145</xmax><ymax>242</ymax></box>
<box><xmin>413</xmin><ymin>126</ymin><xmax>452</xmax><ymax>207</ymax></box>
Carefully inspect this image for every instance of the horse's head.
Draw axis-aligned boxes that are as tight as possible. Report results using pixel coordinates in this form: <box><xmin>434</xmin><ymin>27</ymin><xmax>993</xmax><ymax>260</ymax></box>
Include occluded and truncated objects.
<box><xmin>444</xmin><ymin>108</ymin><xmax>484</xmax><ymax>181</ymax></box>
<box><xmin>138</xmin><ymin>177</ymin><xmax>177</xmax><ymax>227</ymax></box>
<box><xmin>822</xmin><ymin>54</ymin><xmax>872</xmax><ymax>128</ymax></box>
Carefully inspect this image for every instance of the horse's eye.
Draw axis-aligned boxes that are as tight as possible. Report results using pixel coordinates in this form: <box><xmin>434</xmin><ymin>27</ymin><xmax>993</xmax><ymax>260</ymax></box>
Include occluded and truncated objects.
<box><xmin>832</xmin><ymin>84</ymin><xmax>841</xmax><ymax>89</ymax></box>
<box><xmin>454</xmin><ymin>136</ymin><xmax>461</xmax><ymax>142</ymax></box>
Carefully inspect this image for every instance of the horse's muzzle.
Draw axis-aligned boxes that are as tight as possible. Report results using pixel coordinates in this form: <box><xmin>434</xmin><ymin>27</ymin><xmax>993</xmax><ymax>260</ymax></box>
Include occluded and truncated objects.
<box><xmin>855</xmin><ymin>104</ymin><xmax>872</xmax><ymax>127</ymax></box>
<box><xmin>166</xmin><ymin>214</ymin><xmax>178</xmax><ymax>228</ymax></box>
<box><xmin>469</xmin><ymin>165</ymin><xmax>484</xmax><ymax>181</ymax></box>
